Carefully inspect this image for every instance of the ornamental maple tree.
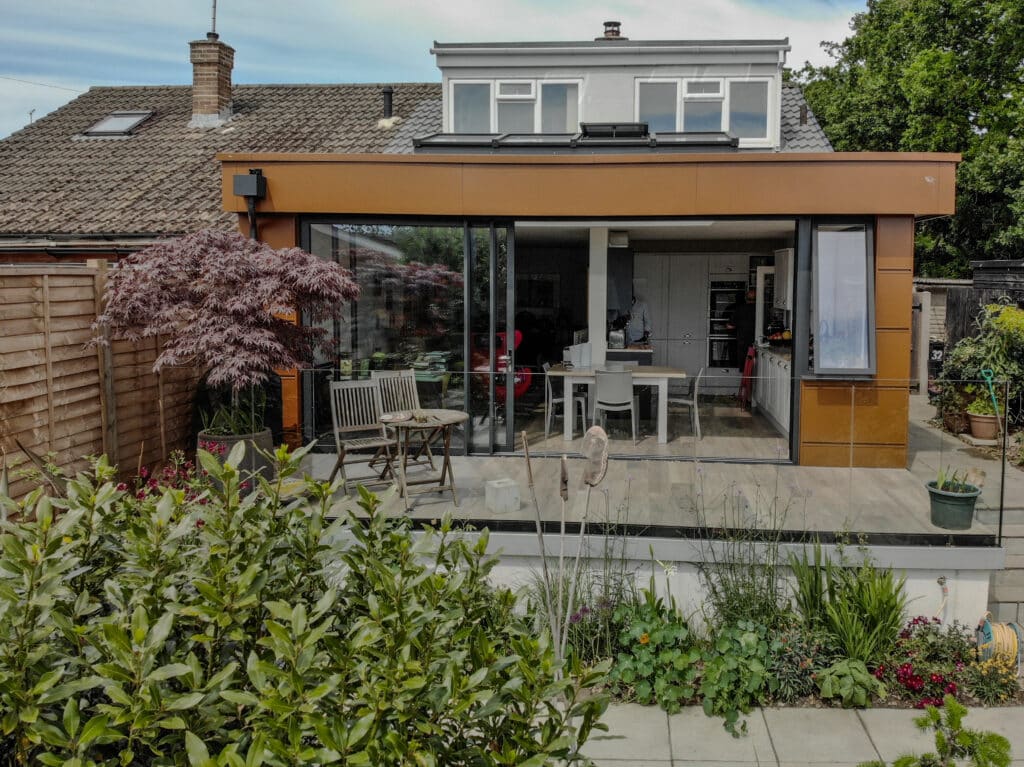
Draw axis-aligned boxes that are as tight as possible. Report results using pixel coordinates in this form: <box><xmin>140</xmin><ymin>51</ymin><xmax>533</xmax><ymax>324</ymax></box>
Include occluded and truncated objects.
<box><xmin>96</xmin><ymin>229</ymin><xmax>359</xmax><ymax>390</ymax></box>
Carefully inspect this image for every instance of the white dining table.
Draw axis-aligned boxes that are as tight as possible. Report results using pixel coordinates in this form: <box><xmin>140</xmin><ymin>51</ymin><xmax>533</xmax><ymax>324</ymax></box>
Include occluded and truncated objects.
<box><xmin>545</xmin><ymin>363</ymin><xmax>687</xmax><ymax>444</ymax></box>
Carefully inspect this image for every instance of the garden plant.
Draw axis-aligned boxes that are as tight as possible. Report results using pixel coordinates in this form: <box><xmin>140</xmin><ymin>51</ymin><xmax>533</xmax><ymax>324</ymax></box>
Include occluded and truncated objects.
<box><xmin>0</xmin><ymin>444</ymin><xmax>608</xmax><ymax>766</ymax></box>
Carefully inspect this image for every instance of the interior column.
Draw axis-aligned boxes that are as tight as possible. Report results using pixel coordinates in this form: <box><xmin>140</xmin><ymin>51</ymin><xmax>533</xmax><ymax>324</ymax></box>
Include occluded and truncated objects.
<box><xmin>588</xmin><ymin>227</ymin><xmax>608</xmax><ymax>366</ymax></box>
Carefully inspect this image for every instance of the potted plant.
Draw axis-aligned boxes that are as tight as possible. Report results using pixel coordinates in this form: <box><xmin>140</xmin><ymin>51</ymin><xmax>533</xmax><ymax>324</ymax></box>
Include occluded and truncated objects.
<box><xmin>925</xmin><ymin>466</ymin><xmax>981</xmax><ymax>530</ymax></box>
<box><xmin>965</xmin><ymin>395</ymin><xmax>999</xmax><ymax>440</ymax></box>
<box><xmin>95</xmin><ymin>229</ymin><xmax>359</xmax><ymax>479</ymax></box>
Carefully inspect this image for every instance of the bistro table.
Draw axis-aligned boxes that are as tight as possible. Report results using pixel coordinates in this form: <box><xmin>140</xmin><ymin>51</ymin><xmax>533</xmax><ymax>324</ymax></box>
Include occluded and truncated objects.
<box><xmin>381</xmin><ymin>408</ymin><xmax>469</xmax><ymax>509</ymax></box>
<box><xmin>545</xmin><ymin>364</ymin><xmax>687</xmax><ymax>444</ymax></box>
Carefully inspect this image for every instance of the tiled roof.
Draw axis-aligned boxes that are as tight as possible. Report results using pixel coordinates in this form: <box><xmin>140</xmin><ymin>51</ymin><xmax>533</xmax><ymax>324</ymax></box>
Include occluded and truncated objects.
<box><xmin>0</xmin><ymin>83</ymin><xmax>442</xmax><ymax>237</ymax></box>
<box><xmin>0</xmin><ymin>79</ymin><xmax>830</xmax><ymax>238</ymax></box>
<box><xmin>779</xmin><ymin>83</ymin><xmax>832</xmax><ymax>152</ymax></box>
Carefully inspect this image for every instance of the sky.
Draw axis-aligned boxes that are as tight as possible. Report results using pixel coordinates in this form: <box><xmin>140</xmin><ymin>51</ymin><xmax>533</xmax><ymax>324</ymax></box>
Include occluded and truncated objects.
<box><xmin>0</xmin><ymin>0</ymin><xmax>866</xmax><ymax>140</ymax></box>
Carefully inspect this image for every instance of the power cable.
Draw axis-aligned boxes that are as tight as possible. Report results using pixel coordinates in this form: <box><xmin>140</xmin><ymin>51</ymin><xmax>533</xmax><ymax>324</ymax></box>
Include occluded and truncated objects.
<box><xmin>0</xmin><ymin>75</ymin><xmax>84</xmax><ymax>93</ymax></box>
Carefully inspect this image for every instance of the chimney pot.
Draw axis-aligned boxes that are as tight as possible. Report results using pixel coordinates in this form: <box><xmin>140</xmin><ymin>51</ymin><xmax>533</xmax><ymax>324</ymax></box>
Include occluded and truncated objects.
<box><xmin>799</xmin><ymin>104</ymin><xmax>808</xmax><ymax>125</ymax></box>
<box><xmin>597</xmin><ymin>20</ymin><xmax>626</xmax><ymax>41</ymax></box>
<box><xmin>382</xmin><ymin>85</ymin><xmax>394</xmax><ymax>119</ymax></box>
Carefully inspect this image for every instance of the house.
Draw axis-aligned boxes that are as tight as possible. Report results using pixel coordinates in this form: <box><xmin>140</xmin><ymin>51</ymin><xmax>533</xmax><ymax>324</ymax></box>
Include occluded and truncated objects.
<box><xmin>4</xmin><ymin>23</ymin><xmax>1015</xmax><ymax>627</ymax></box>
<box><xmin>0</xmin><ymin>22</ymin><xmax>926</xmax><ymax>469</ymax></box>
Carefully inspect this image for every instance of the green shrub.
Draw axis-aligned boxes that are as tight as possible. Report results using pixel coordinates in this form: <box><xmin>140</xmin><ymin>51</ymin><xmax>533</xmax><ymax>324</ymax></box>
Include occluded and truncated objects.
<box><xmin>937</xmin><ymin>302</ymin><xmax>1024</xmax><ymax>427</ymax></box>
<box><xmin>768</xmin><ymin>622</ymin><xmax>841</xmax><ymax>704</ymax></box>
<box><xmin>816</xmin><ymin>659</ymin><xmax>887</xmax><ymax>708</ymax></box>
<box><xmin>608</xmin><ymin>588</ymin><xmax>699</xmax><ymax>713</ymax></box>
<box><xmin>0</xmin><ymin>444</ymin><xmax>609</xmax><ymax>766</ymax></box>
<box><xmin>698</xmin><ymin>621</ymin><xmax>780</xmax><ymax>736</ymax></box>
<box><xmin>791</xmin><ymin>545</ymin><xmax>909</xmax><ymax>665</ymax></box>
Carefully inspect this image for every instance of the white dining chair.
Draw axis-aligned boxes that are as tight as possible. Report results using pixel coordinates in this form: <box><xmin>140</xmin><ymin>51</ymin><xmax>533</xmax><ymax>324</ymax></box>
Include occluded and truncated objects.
<box><xmin>668</xmin><ymin>367</ymin><xmax>703</xmax><ymax>440</ymax></box>
<box><xmin>543</xmin><ymin>362</ymin><xmax>587</xmax><ymax>439</ymax></box>
<box><xmin>593</xmin><ymin>369</ymin><xmax>638</xmax><ymax>445</ymax></box>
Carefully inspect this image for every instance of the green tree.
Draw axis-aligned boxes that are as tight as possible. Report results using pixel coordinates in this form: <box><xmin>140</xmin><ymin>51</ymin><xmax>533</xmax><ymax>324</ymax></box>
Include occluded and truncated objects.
<box><xmin>796</xmin><ymin>0</ymin><xmax>1024</xmax><ymax>276</ymax></box>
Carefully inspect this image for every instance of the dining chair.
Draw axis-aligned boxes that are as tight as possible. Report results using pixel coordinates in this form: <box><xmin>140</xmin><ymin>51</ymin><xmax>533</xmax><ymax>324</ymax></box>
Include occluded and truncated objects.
<box><xmin>371</xmin><ymin>368</ymin><xmax>436</xmax><ymax>469</ymax></box>
<box><xmin>543</xmin><ymin>361</ymin><xmax>588</xmax><ymax>439</ymax></box>
<box><xmin>668</xmin><ymin>367</ymin><xmax>703</xmax><ymax>440</ymax></box>
<box><xmin>593</xmin><ymin>369</ymin><xmax>638</xmax><ymax>445</ymax></box>
<box><xmin>327</xmin><ymin>379</ymin><xmax>396</xmax><ymax>493</ymax></box>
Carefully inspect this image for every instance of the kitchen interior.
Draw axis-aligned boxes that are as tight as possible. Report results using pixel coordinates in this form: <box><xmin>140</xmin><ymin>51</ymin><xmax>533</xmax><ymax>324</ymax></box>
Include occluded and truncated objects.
<box><xmin>515</xmin><ymin>220</ymin><xmax>797</xmax><ymax>460</ymax></box>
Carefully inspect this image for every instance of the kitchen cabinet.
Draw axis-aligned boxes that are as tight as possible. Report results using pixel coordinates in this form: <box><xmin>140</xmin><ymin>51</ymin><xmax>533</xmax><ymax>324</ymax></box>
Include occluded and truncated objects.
<box><xmin>667</xmin><ymin>256</ymin><xmax>707</xmax><ymax>337</ymax></box>
<box><xmin>773</xmin><ymin>248</ymin><xmax>793</xmax><ymax>311</ymax></box>
<box><xmin>708</xmin><ymin>253</ymin><xmax>749</xmax><ymax>277</ymax></box>
<box><xmin>664</xmin><ymin>338</ymin><xmax>706</xmax><ymax>392</ymax></box>
<box><xmin>752</xmin><ymin>347</ymin><xmax>791</xmax><ymax>437</ymax></box>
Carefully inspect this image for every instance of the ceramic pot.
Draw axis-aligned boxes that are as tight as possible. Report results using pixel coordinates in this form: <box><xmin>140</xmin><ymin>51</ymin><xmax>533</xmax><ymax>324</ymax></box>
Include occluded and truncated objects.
<box><xmin>926</xmin><ymin>480</ymin><xmax>980</xmax><ymax>530</ymax></box>
<box><xmin>967</xmin><ymin>413</ymin><xmax>999</xmax><ymax>441</ymax></box>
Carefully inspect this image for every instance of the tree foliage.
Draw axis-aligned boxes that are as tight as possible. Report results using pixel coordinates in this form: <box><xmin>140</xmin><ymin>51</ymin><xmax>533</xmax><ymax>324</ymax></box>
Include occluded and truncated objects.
<box><xmin>796</xmin><ymin>0</ymin><xmax>1024</xmax><ymax>276</ymax></box>
<box><xmin>96</xmin><ymin>229</ymin><xmax>360</xmax><ymax>390</ymax></box>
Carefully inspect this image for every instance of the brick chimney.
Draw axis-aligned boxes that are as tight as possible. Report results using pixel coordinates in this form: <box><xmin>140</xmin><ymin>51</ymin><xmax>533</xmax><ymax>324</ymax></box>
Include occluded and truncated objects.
<box><xmin>189</xmin><ymin>32</ymin><xmax>234</xmax><ymax>128</ymax></box>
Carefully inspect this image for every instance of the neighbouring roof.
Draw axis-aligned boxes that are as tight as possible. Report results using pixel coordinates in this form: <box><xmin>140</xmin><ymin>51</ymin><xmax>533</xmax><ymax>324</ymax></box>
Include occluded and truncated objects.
<box><xmin>0</xmin><ymin>80</ymin><xmax>828</xmax><ymax>240</ymax></box>
<box><xmin>0</xmin><ymin>83</ymin><xmax>441</xmax><ymax>238</ymax></box>
<box><xmin>780</xmin><ymin>83</ymin><xmax>831</xmax><ymax>152</ymax></box>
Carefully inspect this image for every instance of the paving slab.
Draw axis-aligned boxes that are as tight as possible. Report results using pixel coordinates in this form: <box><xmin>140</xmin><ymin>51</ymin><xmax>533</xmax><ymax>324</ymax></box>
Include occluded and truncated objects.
<box><xmin>581</xmin><ymin>703</ymin><xmax>672</xmax><ymax>763</ymax></box>
<box><xmin>952</xmin><ymin>707</ymin><xmax>1024</xmax><ymax>755</ymax></box>
<box><xmin>669</xmin><ymin>706</ymin><xmax>775</xmax><ymax>764</ymax></box>
<box><xmin>762</xmin><ymin>707</ymin><xmax>879</xmax><ymax>765</ymax></box>
<box><xmin>857</xmin><ymin>709</ymin><xmax>933</xmax><ymax>762</ymax></box>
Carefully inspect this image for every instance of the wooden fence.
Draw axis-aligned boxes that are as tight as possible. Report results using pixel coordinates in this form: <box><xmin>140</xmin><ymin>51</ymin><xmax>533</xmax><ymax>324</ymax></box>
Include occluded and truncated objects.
<box><xmin>1</xmin><ymin>263</ymin><xmax>201</xmax><ymax>499</ymax></box>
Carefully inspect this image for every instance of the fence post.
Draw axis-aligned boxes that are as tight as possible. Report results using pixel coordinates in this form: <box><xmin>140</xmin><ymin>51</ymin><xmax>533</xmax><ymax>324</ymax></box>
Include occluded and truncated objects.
<box><xmin>88</xmin><ymin>259</ymin><xmax>119</xmax><ymax>465</ymax></box>
<box><xmin>41</xmin><ymin>274</ymin><xmax>55</xmax><ymax>452</ymax></box>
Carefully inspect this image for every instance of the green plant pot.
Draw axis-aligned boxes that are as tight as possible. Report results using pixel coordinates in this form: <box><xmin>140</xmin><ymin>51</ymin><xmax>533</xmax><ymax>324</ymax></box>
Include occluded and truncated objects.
<box><xmin>197</xmin><ymin>428</ymin><xmax>275</xmax><ymax>489</ymax></box>
<box><xmin>926</xmin><ymin>480</ymin><xmax>980</xmax><ymax>530</ymax></box>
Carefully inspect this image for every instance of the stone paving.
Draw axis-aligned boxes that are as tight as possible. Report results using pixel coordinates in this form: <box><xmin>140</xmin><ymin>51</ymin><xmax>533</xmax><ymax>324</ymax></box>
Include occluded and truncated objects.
<box><xmin>582</xmin><ymin>702</ymin><xmax>1024</xmax><ymax>766</ymax></box>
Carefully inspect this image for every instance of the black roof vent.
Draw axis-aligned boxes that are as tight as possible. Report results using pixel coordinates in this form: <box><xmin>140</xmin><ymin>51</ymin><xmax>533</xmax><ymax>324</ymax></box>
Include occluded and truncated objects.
<box><xmin>580</xmin><ymin>122</ymin><xmax>648</xmax><ymax>139</ymax></box>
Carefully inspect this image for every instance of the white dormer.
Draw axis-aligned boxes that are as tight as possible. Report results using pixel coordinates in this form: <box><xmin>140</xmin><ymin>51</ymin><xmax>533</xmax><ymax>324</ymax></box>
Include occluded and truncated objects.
<box><xmin>432</xmin><ymin>26</ymin><xmax>790</xmax><ymax>150</ymax></box>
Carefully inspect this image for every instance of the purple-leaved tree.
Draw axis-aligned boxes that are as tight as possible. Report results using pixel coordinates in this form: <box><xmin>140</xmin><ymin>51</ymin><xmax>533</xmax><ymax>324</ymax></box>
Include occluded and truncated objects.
<box><xmin>96</xmin><ymin>229</ymin><xmax>359</xmax><ymax>392</ymax></box>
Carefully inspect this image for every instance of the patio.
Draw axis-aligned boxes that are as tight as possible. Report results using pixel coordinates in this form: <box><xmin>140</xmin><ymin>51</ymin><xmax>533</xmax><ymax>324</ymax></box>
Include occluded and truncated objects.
<box><xmin>305</xmin><ymin>394</ymin><xmax>1019</xmax><ymax>547</ymax></box>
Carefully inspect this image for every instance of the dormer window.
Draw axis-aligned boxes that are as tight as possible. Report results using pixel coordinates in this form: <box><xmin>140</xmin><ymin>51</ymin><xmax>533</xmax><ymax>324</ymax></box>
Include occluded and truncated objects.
<box><xmin>683</xmin><ymin>80</ymin><xmax>723</xmax><ymax>132</ymax></box>
<box><xmin>635</xmin><ymin>78</ymin><xmax>772</xmax><ymax>146</ymax></box>
<box><xmin>450</xmin><ymin>80</ymin><xmax>581</xmax><ymax>133</ymax></box>
<box><xmin>83</xmin><ymin>111</ymin><xmax>153</xmax><ymax>137</ymax></box>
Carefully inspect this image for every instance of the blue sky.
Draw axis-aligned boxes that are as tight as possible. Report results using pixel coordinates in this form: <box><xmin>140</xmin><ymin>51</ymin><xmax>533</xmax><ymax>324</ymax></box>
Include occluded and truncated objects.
<box><xmin>0</xmin><ymin>0</ymin><xmax>865</xmax><ymax>139</ymax></box>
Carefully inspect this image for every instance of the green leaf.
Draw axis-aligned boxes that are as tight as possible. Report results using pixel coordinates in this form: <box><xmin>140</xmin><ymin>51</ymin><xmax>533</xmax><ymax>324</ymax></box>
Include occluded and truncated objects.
<box><xmin>31</xmin><ymin>667</ymin><xmax>65</xmax><ymax>696</ymax></box>
<box><xmin>186</xmin><ymin>731</ymin><xmax>212</xmax><ymax>767</ymax></box>
<box><xmin>158</xmin><ymin>717</ymin><xmax>188</xmax><ymax>730</ymax></box>
<box><xmin>166</xmin><ymin>692</ymin><xmax>206</xmax><ymax>711</ymax></box>
<box><xmin>62</xmin><ymin>697</ymin><xmax>80</xmax><ymax>739</ymax></box>
<box><xmin>78</xmin><ymin>714</ymin><xmax>110</xmax><ymax>746</ymax></box>
<box><xmin>221</xmin><ymin>690</ymin><xmax>260</xmax><ymax>707</ymax></box>
<box><xmin>149</xmin><ymin>663</ymin><xmax>193</xmax><ymax>681</ymax></box>
<box><xmin>346</xmin><ymin>713</ymin><xmax>375</xmax><ymax>749</ymax></box>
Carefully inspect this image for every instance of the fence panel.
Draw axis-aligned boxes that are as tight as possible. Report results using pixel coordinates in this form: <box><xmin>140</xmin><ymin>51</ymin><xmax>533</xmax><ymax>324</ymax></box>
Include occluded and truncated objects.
<box><xmin>0</xmin><ymin>264</ymin><xmax>200</xmax><ymax>498</ymax></box>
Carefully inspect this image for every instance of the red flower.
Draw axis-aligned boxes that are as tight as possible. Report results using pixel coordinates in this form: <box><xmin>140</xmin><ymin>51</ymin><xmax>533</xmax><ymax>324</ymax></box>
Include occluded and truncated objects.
<box><xmin>195</xmin><ymin>518</ymin><xmax>205</xmax><ymax>529</ymax></box>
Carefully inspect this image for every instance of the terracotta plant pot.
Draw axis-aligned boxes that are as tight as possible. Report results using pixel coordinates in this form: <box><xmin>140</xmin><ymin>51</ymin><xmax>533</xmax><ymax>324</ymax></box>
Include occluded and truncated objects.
<box><xmin>197</xmin><ymin>428</ymin><xmax>275</xmax><ymax>488</ymax></box>
<box><xmin>967</xmin><ymin>413</ymin><xmax>999</xmax><ymax>441</ymax></box>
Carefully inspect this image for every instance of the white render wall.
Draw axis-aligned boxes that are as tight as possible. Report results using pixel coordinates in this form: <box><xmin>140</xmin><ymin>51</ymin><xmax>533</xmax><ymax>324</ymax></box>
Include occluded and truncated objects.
<box><xmin>483</xmin><ymin>531</ymin><xmax>1000</xmax><ymax>633</ymax></box>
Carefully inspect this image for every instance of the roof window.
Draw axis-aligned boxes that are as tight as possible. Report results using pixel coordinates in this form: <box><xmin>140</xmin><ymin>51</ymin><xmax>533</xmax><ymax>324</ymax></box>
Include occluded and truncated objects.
<box><xmin>83</xmin><ymin>111</ymin><xmax>153</xmax><ymax>136</ymax></box>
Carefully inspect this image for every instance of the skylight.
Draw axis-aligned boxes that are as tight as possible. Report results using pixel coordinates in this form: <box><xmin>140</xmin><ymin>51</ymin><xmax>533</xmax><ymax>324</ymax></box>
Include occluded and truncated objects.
<box><xmin>83</xmin><ymin>111</ymin><xmax>153</xmax><ymax>136</ymax></box>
